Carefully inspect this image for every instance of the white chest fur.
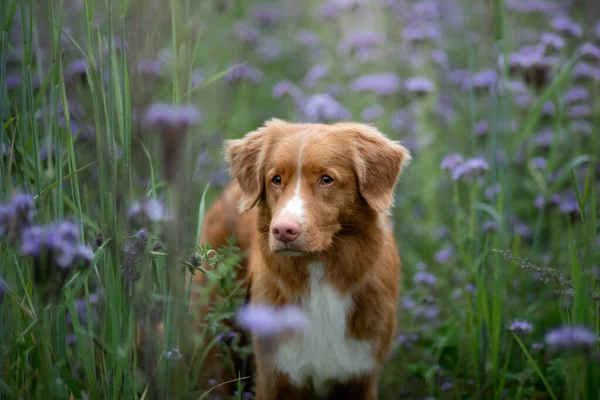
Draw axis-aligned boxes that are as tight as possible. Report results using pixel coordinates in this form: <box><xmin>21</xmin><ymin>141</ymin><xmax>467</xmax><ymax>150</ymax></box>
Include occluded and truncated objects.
<box><xmin>274</xmin><ymin>262</ymin><xmax>375</xmax><ymax>395</ymax></box>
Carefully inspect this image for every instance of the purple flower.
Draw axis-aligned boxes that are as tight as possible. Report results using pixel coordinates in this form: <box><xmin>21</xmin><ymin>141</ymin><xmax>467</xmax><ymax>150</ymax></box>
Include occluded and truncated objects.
<box><xmin>530</xmin><ymin>157</ymin><xmax>547</xmax><ymax>170</ymax></box>
<box><xmin>302</xmin><ymin>94</ymin><xmax>350</xmax><ymax>123</ymax></box>
<box><xmin>570</xmin><ymin>120</ymin><xmax>593</xmax><ymax>136</ymax></box>
<box><xmin>135</xmin><ymin>59</ymin><xmax>161</xmax><ymax>77</ymax></box>
<box><xmin>144</xmin><ymin>103</ymin><xmax>201</xmax><ymax>182</ymax></box>
<box><xmin>545</xmin><ymin>325</ymin><xmax>597</xmax><ymax>353</ymax></box>
<box><xmin>485</xmin><ymin>184</ymin><xmax>501</xmax><ymax>200</ymax></box>
<box><xmin>540</xmin><ymin>32</ymin><xmax>565</xmax><ymax>52</ymax></box>
<box><xmin>233</xmin><ymin>21</ymin><xmax>260</xmax><ymax>45</ymax></box>
<box><xmin>236</xmin><ymin>304</ymin><xmax>308</xmax><ymax>337</ymax></box>
<box><xmin>572</xmin><ymin>62</ymin><xmax>600</xmax><ymax>82</ymax></box>
<box><xmin>349</xmin><ymin>73</ymin><xmax>401</xmax><ymax>95</ymax></box>
<box><xmin>482</xmin><ymin>221</ymin><xmax>499</xmax><ymax>234</ymax></box>
<box><xmin>0</xmin><ymin>192</ymin><xmax>36</xmax><ymax>243</ymax></box>
<box><xmin>434</xmin><ymin>247</ymin><xmax>455</xmax><ymax>264</ymax></box>
<box><xmin>128</xmin><ymin>198</ymin><xmax>167</xmax><ymax>227</ymax></box>
<box><xmin>465</xmin><ymin>70</ymin><xmax>497</xmax><ymax>92</ymax></box>
<box><xmin>402</xmin><ymin>24</ymin><xmax>440</xmax><ymax>44</ymax></box>
<box><xmin>564</xmin><ymin>87</ymin><xmax>589</xmax><ymax>104</ymax></box>
<box><xmin>509</xmin><ymin>319</ymin><xmax>533</xmax><ymax>335</ymax></box>
<box><xmin>144</xmin><ymin>103</ymin><xmax>201</xmax><ymax>133</ymax></box>
<box><xmin>21</xmin><ymin>222</ymin><xmax>93</xmax><ymax>284</ymax></box>
<box><xmin>413</xmin><ymin>271</ymin><xmax>436</xmax><ymax>286</ymax></box>
<box><xmin>64</xmin><ymin>58</ymin><xmax>89</xmax><ymax>83</ymax></box>
<box><xmin>405</xmin><ymin>77</ymin><xmax>434</xmax><ymax>96</ymax></box>
<box><xmin>251</xmin><ymin>3</ymin><xmax>283</xmax><ymax>27</ymax></box>
<box><xmin>272</xmin><ymin>81</ymin><xmax>303</xmax><ymax>103</ymax></box>
<box><xmin>191</xmin><ymin>69</ymin><xmax>204</xmax><ymax>87</ymax></box>
<box><xmin>295</xmin><ymin>30</ymin><xmax>320</xmax><ymax>48</ymax></box>
<box><xmin>225</xmin><ymin>64</ymin><xmax>264</xmax><ymax>84</ymax></box>
<box><xmin>440</xmin><ymin>153</ymin><xmax>463</xmax><ymax>172</ymax></box>
<box><xmin>302</xmin><ymin>64</ymin><xmax>329</xmax><ymax>87</ymax></box>
<box><xmin>551</xmin><ymin>17</ymin><xmax>583</xmax><ymax>38</ymax></box>
<box><xmin>451</xmin><ymin>157</ymin><xmax>489</xmax><ymax>181</ymax></box>
<box><xmin>337</xmin><ymin>30</ymin><xmax>385</xmax><ymax>55</ymax></box>
<box><xmin>579</xmin><ymin>43</ymin><xmax>600</xmax><ymax>62</ymax></box>
<box><xmin>440</xmin><ymin>381</ymin><xmax>453</xmax><ymax>391</ymax></box>
<box><xmin>360</xmin><ymin>105</ymin><xmax>384</xmax><ymax>122</ymax></box>
<box><xmin>508</xmin><ymin>51</ymin><xmax>551</xmax><ymax>88</ymax></box>
<box><xmin>513</xmin><ymin>221</ymin><xmax>533</xmax><ymax>240</ymax></box>
<box><xmin>567</xmin><ymin>104</ymin><xmax>591</xmax><ymax>118</ymax></box>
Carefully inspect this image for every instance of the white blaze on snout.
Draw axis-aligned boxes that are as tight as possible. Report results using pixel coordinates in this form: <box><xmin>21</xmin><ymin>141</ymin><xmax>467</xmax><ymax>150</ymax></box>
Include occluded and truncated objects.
<box><xmin>273</xmin><ymin>145</ymin><xmax>306</xmax><ymax>227</ymax></box>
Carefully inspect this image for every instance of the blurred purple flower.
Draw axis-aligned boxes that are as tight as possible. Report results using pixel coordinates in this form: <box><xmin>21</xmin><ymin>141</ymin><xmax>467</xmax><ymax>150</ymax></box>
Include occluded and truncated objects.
<box><xmin>191</xmin><ymin>69</ymin><xmax>204</xmax><ymax>87</ymax></box>
<box><xmin>338</xmin><ymin>30</ymin><xmax>385</xmax><ymax>55</ymax></box>
<box><xmin>475</xmin><ymin>121</ymin><xmax>489</xmax><ymax>138</ymax></box>
<box><xmin>350</xmin><ymin>73</ymin><xmax>401</xmax><ymax>95</ymax></box>
<box><xmin>530</xmin><ymin>157</ymin><xmax>547</xmax><ymax>170</ymax></box>
<box><xmin>552</xmin><ymin>17</ymin><xmax>583</xmax><ymax>38</ymax></box>
<box><xmin>513</xmin><ymin>221</ymin><xmax>533</xmax><ymax>241</ymax></box>
<box><xmin>251</xmin><ymin>3</ymin><xmax>283</xmax><ymax>27</ymax></box>
<box><xmin>572</xmin><ymin>61</ymin><xmax>600</xmax><ymax>82</ymax></box>
<box><xmin>434</xmin><ymin>247</ymin><xmax>455</xmax><ymax>264</ymax></box>
<box><xmin>413</xmin><ymin>271</ymin><xmax>436</xmax><ymax>286</ymax></box>
<box><xmin>302</xmin><ymin>64</ymin><xmax>329</xmax><ymax>87</ymax></box>
<box><xmin>296</xmin><ymin>30</ymin><xmax>320</xmax><ymax>48</ymax></box>
<box><xmin>272</xmin><ymin>81</ymin><xmax>303</xmax><ymax>104</ymax></box>
<box><xmin>545</xmin><ymin>325</ymin><xmax>597</xmax><ymax>353</ymax></box>
<box><xmin>540</xmin><ymin>32</ymin><xmax>565</xmax><ymax>52</ymax></box>
<box><xmin>447</xmin><ymin>69</ymin><xmax>470</xmax><ymax>87</ymax></box>
<box><xmin>0</xmin><ymin>192</ymin><xmax>36</xmax><ymax>243</ymax></box>
<box><xmin>508</xmin><ymin>51</ymin><xmax>551</xmax><ymax>88</ymax></box>
<box><xmin>145</xmin><ymin>103</ymin><xmax>200</xmax><ymax>133</ymax></box>
<box><xmin>128</xmin><ymin>198</ymin><xmax>167</xmax><ymax>226</ymax></box>
<box><xmin>236</xmin><ymin>304</ymin><xmax>308</xmax><ymax>337</ymax></box>
<box><xmin>482</xmin><ymin>221</ymin><xmax>499</xmax><ymax>234</ymax></box>
<box><xmin>6</xmin><ymin>74</ymin><xmax>21</xmax><ymax>91</ymax></box>
<box><xmin>225</xmin><ymin>64</ymin><xmax>264</xmax><ymax>84</ymax></box>
<box><xmin>405</xmin><ymin>77</ymin><xmax>434</xmax><ymax>96</ymax></box>
<box><xmin>65</xmin><ymin>58</ymin><xmax>89</xmax><ymax>83</ymax></box>
<box><xmin>563</xmin><ymin>87</ymin><xmax>589</xmax><ymax>104</ymax></box>
<box><xmin>402</xmin><ymin>24</ymin><xmax>440</xmax><ymax>44</ymax></box>
<box><xmin>360</xmin><ymin>105</ymin><xmax>384</xmax><ymax>122</ymax></box>
<box><xmin>570</xmin><ymin>120</ymin><xmax>593</xmax><ymax>136</ymax></box>
<box><xmin>135</xmin><ymin>59</ymin><xmax>161</xmax><ymax>77</ymax></box>
<box><xmin>451</xmin><ymin>157</ymin><xmax>489</xmax><ymax>181</ymax></box>
<box><xmin>234</xmin><ymin>21</ymin><xmax>261</xmax><ymax>45</ymax></box>
<box><xmin>429</xmin><ymin>49</ymin><xmax>448</xmax><ymax>67</ymax></box>
<box><xmin>509</xmin><ymin>319</ymin><xmax>533</xmax><ymax>335</ymax></box>
<box><xmin>485</xmin><ymin>184</ymin><xmax>501</xmax><ymax>200</ymax></box>
<box><xmin>533</xmin><ymin>129</ymin><xmax>553</xmax><ymax>151</ymax></box>
<box><xmin>567</xmin><ymin>104</ymin><xmax>591</xmax><ymax>118</ymax></box>
<box><xmin>440</xmin><ymin>381</ymin><xmax>453</xmax><ymax>391</ymax></box>
<box><xmin>21</xmin><ymin>222</ymin><xmax>92</xmax><ymax>283</ymax></box>
<box><xmin>302</xmin><ymin>94</ymin><xmax>350</xmax><ymax>123</ymax></box>
<box><xmin>440</xmin><ymin>153</ymin><xmax>463</xmax><ymax>172</ymax></box>
<box><xmin>465</xmin><ymin>69</ymin><xmax>497</xmax><ymax>92</ymax></box>
<box><xmin>579</xmin><ymin>43</ymin><xmax>600</xmax><ymax>61</ymax></box>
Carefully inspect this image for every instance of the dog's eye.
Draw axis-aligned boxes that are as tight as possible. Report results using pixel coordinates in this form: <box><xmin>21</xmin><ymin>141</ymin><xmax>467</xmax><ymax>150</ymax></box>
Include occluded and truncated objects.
<box><xmin>319</xmin><ymin>175</ymin><xmax>334</xmax><ymax>185</ymax></box>
<box><xmin>271</xmin><ymin>175</ymin><xmax>282</xmax><ymax>185</ymax></box>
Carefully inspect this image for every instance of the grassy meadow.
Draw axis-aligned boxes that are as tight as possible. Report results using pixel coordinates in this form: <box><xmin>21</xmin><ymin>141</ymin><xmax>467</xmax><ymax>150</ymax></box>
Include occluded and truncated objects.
<box><xmin>1</xmin><ymin>0</ymin><xmax>600</xmax><ymax>398</ymax></box>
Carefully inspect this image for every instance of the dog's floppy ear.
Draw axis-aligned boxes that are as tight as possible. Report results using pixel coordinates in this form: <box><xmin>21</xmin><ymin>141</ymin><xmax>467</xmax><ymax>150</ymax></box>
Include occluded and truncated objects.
<box><xmin>351</xmin><ymin>124</ymin><xmax>411</xmax><ymax>214</ymax></box>
<box><xmin>225</xmin><ymin>128</ymin><xmax>267</xmax><ymax>212</ymax></box>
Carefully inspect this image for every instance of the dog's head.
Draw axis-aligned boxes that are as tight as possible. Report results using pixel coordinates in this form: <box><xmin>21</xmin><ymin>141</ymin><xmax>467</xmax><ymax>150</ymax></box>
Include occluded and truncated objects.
<box><xmin>225</xmin><ymin>119</ymin><xmax>410</xmax><ymax>256</ymax></box>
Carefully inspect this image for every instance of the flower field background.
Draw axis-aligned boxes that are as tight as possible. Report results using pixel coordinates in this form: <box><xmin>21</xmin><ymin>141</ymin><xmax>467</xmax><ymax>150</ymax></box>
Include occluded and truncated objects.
<box><xmin>1</xmin><ymin>0</ymin><xmax>600</xmax><ymax>399</ymax></box>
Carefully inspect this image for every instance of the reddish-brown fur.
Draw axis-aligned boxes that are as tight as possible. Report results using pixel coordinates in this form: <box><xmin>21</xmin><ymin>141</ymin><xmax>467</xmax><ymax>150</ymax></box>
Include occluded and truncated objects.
<box><xmin>194</xmin><ymin>119</ymin><xmax>410</xmax><ymax>399</ymax></box>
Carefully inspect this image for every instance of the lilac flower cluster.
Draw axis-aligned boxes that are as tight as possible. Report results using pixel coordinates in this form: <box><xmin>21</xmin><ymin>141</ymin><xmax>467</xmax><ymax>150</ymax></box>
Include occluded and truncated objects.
<box><xmin>21</xmin><ymin>222</ymin><xmax>93</xmax><ymax>274</ymax></box>
<box><xmin>127</xmin><ymin>198</ymin><xmax>167</xmax><ymax>227</ymax></box>
<box><xmin>545</xmin><ymin>325</ymin><xmax>598</xmax><ymax>354</ymax></box>
<box><xmin>509</xmin><ymin>319</ymin><xmax>533</xmax><ymax>336</ymax></box>
<box><xmin>236</xmin><ymin>304</ymin><xmax>308</xmax><ymax>338</ymax></box>
<box><xmin>0</xmin><ymin>192</ymin><xmax>36</xmax><ymax>243</ymax></box>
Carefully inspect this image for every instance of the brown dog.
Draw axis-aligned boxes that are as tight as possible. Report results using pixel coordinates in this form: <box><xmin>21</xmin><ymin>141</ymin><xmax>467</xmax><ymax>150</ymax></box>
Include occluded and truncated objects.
<box><xmin>194</xmin><ymin>119</ymin><xmax>410</xmax><ymax>399</ymax></box>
